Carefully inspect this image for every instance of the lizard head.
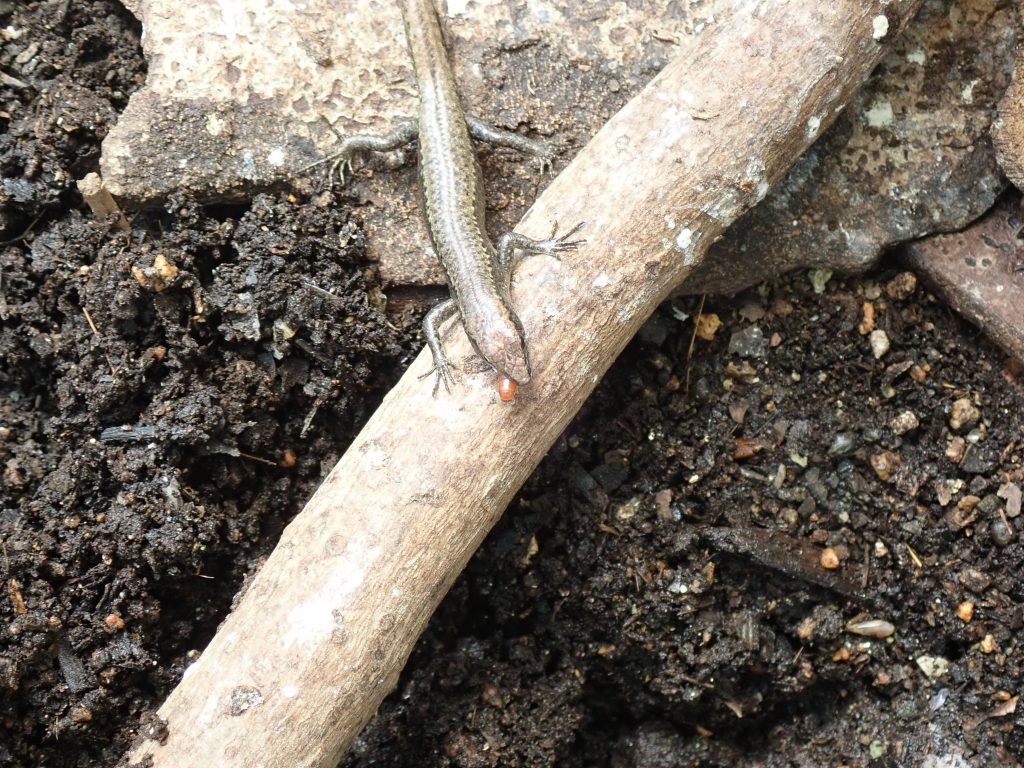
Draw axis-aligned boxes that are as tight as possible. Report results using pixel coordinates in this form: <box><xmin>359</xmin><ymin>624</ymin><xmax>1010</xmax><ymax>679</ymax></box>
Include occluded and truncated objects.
<box><xmin>465</xmin><ymin>309</ymin><xmax>532</xmax><ymax>385</ymax></box>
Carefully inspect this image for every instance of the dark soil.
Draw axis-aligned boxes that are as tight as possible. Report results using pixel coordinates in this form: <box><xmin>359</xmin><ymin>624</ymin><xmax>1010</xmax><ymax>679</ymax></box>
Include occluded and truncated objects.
<box><xmin>2</xmin><ymin>2</ymin><xmax>1023</xmax><ymax>767</ymax></box>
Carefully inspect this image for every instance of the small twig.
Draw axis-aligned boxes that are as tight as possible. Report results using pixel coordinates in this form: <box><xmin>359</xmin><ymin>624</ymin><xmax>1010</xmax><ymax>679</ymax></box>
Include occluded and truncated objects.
<box><xmin>81</xmin><ymin>306</ymin><xmax>100</xmax><ymax>335</ymax></box>
<box><xmin>236</xmin><ymin>450</ymin><xmax>281</xmax><ymax>467</ymax></box>
<box><xmin>862</xmin><ymin>543</ymin><xmax>871</xmax><ymax>588</ymax></box>
<box><xmin>684</xmin><ymin>293</ymin><xmax>707</xmax><ymax>397</ymax></box>
<box><xmin>81</xmin><ymin>306</ymin><xmax>117</xmax><ymax>376</ymax></box>
<box><xmin>300</xmin><ymin>398</ymin><xmax>322</xmax><ymax>439</ymax></box>
<box><xmin>0</xmin><ymin>212</ymin><xmax>44</xmax><ymax>245</ymax></box>
<box><xmin>0</xmin><ymin>69</ymin><xmax>29</xmax><ymax>89</ymax></box>
<box><xmin>76</xmin><ymin>173</ymin><xmax>129</xmax><ymax>231</ymax></box>
<box><xmin>905</xmin><ymin>543</ymin><xmax>924</xmax><ymax>571</ymax></box>
<box><xmin>303</xmin><ymin>280</ymin><xmax>347</xmax><ymax>306</ymax></box>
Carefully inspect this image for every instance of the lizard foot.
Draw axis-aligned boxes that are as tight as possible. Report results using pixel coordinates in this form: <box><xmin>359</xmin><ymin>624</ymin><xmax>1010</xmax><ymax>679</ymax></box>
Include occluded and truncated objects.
<box><xmin>537</xmin><ymin>220</ymin><xmax>586</xmax><ymax>257</ymax></box>
<box><xmin>419</xmin><ymin>359</ymin><xmax>457</xmax><ymax>397</ymax></box>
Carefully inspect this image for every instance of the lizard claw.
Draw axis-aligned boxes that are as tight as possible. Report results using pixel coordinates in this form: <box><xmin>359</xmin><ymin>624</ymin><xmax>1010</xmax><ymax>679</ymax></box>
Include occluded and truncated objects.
<box><xmin>327</xmin><ymin>153</ymin><xmax>356</xmax><ymax>185</ymax></box>
<box><xmin>418</xmin><ymin>359</ymin><xmax>457</xmax><ymax>397</ymax></box>
<box><xmin>298</xmin><ymin>116</ymin><xmax>359</xmax><ymax>187</ymax></box>
<box><xmin>536</xmin><ymin>151</ymin><xmax>555</xmax><ymax>175</ymax></box>
<box><xmin>298</xmin><ymin>148</ymin><xmax>356</xmax><ymax>187</ymax></box>
<box><xmin>540</xmin><ymin>220</ymin><xmax>586</xmax><ymax>256</ymax></box>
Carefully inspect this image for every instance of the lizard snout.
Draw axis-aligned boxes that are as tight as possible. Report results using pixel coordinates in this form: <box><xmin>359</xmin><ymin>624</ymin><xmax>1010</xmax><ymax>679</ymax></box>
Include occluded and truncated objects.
<box><xmin>475</xmin><ymin>319</ymin><xmax>531</xmax><ymax>384</ymax></box>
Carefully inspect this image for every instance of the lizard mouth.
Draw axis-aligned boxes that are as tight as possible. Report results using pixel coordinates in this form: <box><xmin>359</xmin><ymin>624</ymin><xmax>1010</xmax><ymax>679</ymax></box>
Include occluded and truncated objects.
<box><xmin>468</xmin><ymin>315</ymin><xmax>532</xmax><ymax>384</ymax></box>
<box><xmin>492</xmin><ymin>343</ymin><xmax>531</xmax><ymax>384</ymax></box>
<box><xmin>486</xmin><ymin>348</ymin><xmax>529</xmax><ymax>384</ymax></box>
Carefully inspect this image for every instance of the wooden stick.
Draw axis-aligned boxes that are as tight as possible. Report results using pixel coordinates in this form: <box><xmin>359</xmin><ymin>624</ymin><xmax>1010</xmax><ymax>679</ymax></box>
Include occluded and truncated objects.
<box><xmin>77</xmin><ymin>172</ymin><xmax>130</xmax><ymax>231</ymax></box>
<box><xmin>119</xmin><ymin>2</ymin><xmax>922</xmax><ymax>765</ymax></box>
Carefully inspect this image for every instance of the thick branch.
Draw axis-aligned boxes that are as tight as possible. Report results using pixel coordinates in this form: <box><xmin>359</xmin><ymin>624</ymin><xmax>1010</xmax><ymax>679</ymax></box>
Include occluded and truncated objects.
<box><xmin>120</xmin><ymin>2</ymin><xmax>923</xmax><ymax>766</ymax></box>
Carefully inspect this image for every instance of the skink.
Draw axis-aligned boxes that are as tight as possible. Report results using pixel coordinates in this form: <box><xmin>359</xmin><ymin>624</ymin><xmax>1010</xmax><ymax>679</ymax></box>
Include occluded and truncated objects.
<box><xmin>309</xmin><ymin>0</ymin><xmax>582</xmax><ymax>396</ymax></box>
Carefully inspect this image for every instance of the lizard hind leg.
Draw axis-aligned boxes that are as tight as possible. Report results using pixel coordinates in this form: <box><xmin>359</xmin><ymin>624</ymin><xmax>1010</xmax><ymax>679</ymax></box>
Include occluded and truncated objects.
<box><xmin>300</xmin><ymin>120</ymin><xmax>420</xmax><ymax>185</ymax></box>
<box><xmin>466</xmin><ymin>115</ymin><xmax>555</xmax><ymax>173</ymax></box>
<box><xmin>496</xmin><ymin>221</ymin><xmax>586</xmax><ymax>272</ymax></box>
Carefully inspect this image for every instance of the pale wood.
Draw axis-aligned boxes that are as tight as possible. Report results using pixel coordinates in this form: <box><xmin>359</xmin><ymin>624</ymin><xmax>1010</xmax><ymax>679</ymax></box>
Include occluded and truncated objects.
<box><xmin>120</xmin><ymin>1</ymin><xmax>923</xmax><ymax>765</ymax></box>
<box><xmin>76</xmin><ymin>172</ymin><xmax>130</xmax><ymax>231</ymax></box>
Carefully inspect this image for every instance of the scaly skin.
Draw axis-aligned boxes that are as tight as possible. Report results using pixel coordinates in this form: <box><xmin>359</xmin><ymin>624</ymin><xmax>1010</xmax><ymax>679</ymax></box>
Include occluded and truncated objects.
<box><xmin>308</xmin><ymin>0</ymin><xmax>583</xmax><ymax>394</ymax></box>
<box><xmin>402</xmin><ymin>0</ymin><xmax>532</xmax><ymax>384</ymax></box>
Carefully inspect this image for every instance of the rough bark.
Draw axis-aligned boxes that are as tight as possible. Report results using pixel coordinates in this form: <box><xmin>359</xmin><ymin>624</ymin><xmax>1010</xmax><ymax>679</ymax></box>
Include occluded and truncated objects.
<box><xmin>683</xmin><ymin>0</ymin><xmax>1014</xmax><ymax>296</ymax></box>
<box><xmin>119</xmin><ymin>1</ymin><xmax>923</xmax><ymax>766</ymax></box>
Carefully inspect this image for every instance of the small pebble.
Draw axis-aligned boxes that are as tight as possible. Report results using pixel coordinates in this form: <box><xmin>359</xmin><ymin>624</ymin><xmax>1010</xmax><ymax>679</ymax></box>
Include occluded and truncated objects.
<box><xmin>724</xmin><ymin>361</ymin><xmax>758</xmax><ymax>383</ymax></box>
<box><xmin>966</xmin><ymin>427</ymin><xmax>987</xmax><ymax>445</ymax></box>
<box><xmin>945</xmin><ymin>437</ymin><xmax>966</xmax><ymax>463</ymax></box>
<box><xmin>916</xmin><ymin>655</ymin><xmax>950</xmax><ymax>679</ymax></box>
<box><xmin>997</xmin><ymin>482</ymin><xmax>1021</xmax><ymax>518</ymax></box>
<box><xmin>885</xmin><ymin>271</ymin><xmax>917</xmax><ymax>300</ymax></box>
<box><xmin>870</xmin><ymin>450</ymin><xmax>901</xmax><ymax>481</ymax></box>
<box><xmin>956</xmin><ymin>495</ymin><xmax>980</xmax><ymax>512</ymax></box>
<box><xmin>980</xmin><ymin>635</ymin><xmax>997</xmax><ymax>654</ymax></box>
<box><xmin>859</xmin><ymin>301</ymin><xmax>876</xmax><ymax>335</ymax></box>
<box><xmin>874</xmin><ymin>540</ymin><xmax>889</xmax><ymax>558</ymax></box>
<box><xmin>949</xmin><ymin>398</ymin><xmax>980</xmax><ymax>431</ymax></box>
<box><xmin>827</xmin><ymin>432</ymin><xmax>857</xmax><ymax>457</ymax></box>
<box><xmin>909</xmin><ymin>363</ymin><xmax>929</xmax><ymax>382</ymax></box>
<box><xmin>956</xmin><ymin>601</ymin><xmax>974</xmax><ymax>623</ymax></box>
<box><xmin>104</xmin><ymin>614</ymin><xmax>126</xmax><ymax>631</ymax></box>
<box><xmin>728</xmin><ymin>325</ymin><xmax>767</xmax><ymax>358</ymax></box>
<box><xmin>978</xmin><ymin>494</ymin><xmax>1001</xmax><ymax>515</ymax></box>
<box><xmin>808</xmin><ymin>268</ymin><xmax>832</xmax><ymax>293</ymax></box>
<box><xmin>846</xmin><ymin>618</ymin><xmax>895</xmax><ymax>638</ymax></box>
<box><xmin>653</xmin><ymin>489</ymin><xmax>673</xmax><ymax>522</ymax></box>
<box><xmin>728</xmin><ymin>402</ymin><xmax>749</xmax><ymax>424</ymax></box>
<box><xmin>695</xmin><ymin>313</ymin><xmax>721</xmax><ymax>341</ymax></box>
<box><xmin>772</xmin><ymin>298</ymin><xmax>794</xmax><ymax>316</ymax></box>
<box><xmin>772</xmin><ymin>463</ymin><xmax>786</xmax><ymax>490</ymax></box>
<box><xmin>738</xmin><ymin>301</ymin><xmax>766</xmax><ymax>322</ymax></box>
<box><xmin>990</xmin><ymin>518</ymin><xmax>1016</xmax><ymax>547</ymax></box>
<box><xmin>481</xmin><ymin>684</ymin><xmax>505</xmax><ymax>709</ymax></box>
<box><xmin>614</xmin><ymin>496</ymin><xmax>642</xmax><ymax>522</ymax></box>
<box><xmin>928</xmin><ymin>689</ymin><xmax>949</xmax><ymax>712</ymax></box>
<box><xmin>869</xmin><ymin>329</ymin><xmax>890</xmax><ymax>359</ymax></box>
<box><xmin>959</xmin><ymin>567</ymin><xmax>992</xmax><ymax>593</ymax></box>
<box><xmin>960</xmin><ymin>445</ymin><xmax>996</xmax><ymax>474</ymax></box>
<box><xmin>666</xmin><ymin>576</ymin><xmax>688</xmax><ymax>596</ymax></box>
<box><xmin>890</xmin><ymin>411</ymin><xmax>919</xmax><ymax>435</ymax></box>
<box><xmin>820</xmin><ymin>547</ymin><xmax>840</xmax><ymax>569</ymax></box>
<box><xmin>795</xmin><ymin>615</ymin><xmax>817</xmax><ymax>641</ymax></box>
